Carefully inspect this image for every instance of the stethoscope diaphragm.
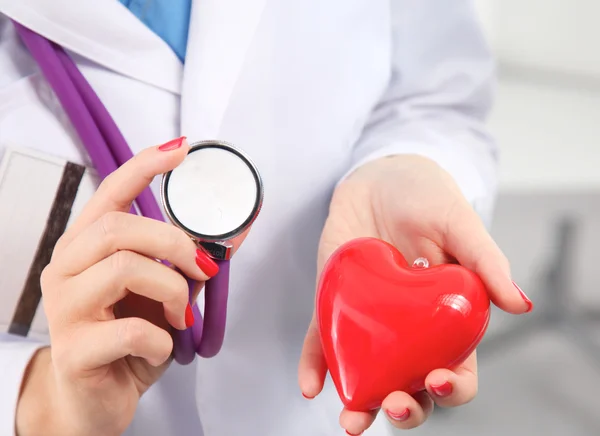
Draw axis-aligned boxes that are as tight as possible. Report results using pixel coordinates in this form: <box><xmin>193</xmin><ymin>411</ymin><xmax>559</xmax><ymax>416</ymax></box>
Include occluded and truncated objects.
<box><xmin>161</xmin><ymin>140</ymin><xmax>263</xmax><ymax>260</ymax></box>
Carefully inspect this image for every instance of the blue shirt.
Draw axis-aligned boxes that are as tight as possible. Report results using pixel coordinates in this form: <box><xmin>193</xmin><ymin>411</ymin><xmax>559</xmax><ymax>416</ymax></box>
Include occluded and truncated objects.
<box><xmin>119</xmin><ymin>0</ymin><xmax>192</xmax><ymax>62</ymax></box>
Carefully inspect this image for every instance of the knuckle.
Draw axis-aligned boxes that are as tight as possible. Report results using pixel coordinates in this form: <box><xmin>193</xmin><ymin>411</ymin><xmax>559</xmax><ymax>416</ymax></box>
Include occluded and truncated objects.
<box><xmin>40</xmin><ymin>275</ymin><xmax>82</xmax><ymax>327</ymax></box>
<box><xmin>152</xmin><ymin>225</ymin><xmax>191</xmax><ymax>262</ymax></box>
<box><xmin>59</xmin><ymin>304</ymin><xmax>84</xmax><ymax>327</ymax></box>
<box><xmin>39</xmin><ymin>264</ymin><xmax>55</xmax><ymax>293</ymax></box>
<box><xmin>98</xmin><ymin>211</ymin><xmax>128</xmax><ymax>243</ymax></box>
<box><xmin>119</xmin><ymin>318</ymin><xmax>147</xmax><ymax>352</ymax></box>
<box><xmin>39</xmin><ymin>264</ymin><xmax>65</xmax><ymax>313</ymax></box>
<box><xmin>52</xmin><ymin>235</ymin><xmax>68</xmax><ymax>257</ymax></box>
<box><xmin>172</xmin><ymin>273</ymin><xmax>190</xmax><ymax>305</ymax></box>
<box><xmin>157</xmin><ymin>333</ymin><xmax>174</xmax><ymax>363</ymax></box>
<box><xmin>165</xmin><ymin>226</ymin><xmax>189</xmax><ymax>257</ymax></box>
<box><xmin>109</xmin><ymin>250</ymin><xmax>137</xmax><ymax>273</ymax></box>
<box><xmin>97</xmin><ymin>170</ymin><xmax>119</xmax><ymax>195</ymax></box>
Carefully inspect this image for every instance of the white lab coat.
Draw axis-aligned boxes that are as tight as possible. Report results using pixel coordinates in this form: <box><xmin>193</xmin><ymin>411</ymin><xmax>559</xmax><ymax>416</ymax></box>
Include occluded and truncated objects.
<box><xmin>0</xmin><ymin>0</ymin><xmax>498</xmax><ymax>435</ymax></box>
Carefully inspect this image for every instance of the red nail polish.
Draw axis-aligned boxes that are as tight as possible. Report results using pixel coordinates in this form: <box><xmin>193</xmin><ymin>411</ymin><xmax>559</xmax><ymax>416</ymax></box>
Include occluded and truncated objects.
<box><xmin>158</xmin><ymin>136</ymin><xmax>186</xmax><ymax>151</ymax></box>
<box><xmin>386</xmin><ymin>408</ymin><xmax>410</xmax><ymax>421</ymax></box>
<box><xmin>302</xmin><ymin>393</ymin><xmax>314</xmax><ymax>400</ymax></box>
<box><xmin>431</xmin><ymin>381</ymin><xmax>453</xmax><ymax>397</ymax></box>
<box><xmin>345</xmin><ymin>432</ymin><xmax>363</xmax><ymax>436</ymax></box>
<box><xmin>195</xmin><ymin>249</ymin><xmax>219</xmax><ymax>277</ymax></box>
<box><xmin>185</xmin><ymin>303</ymin><xmax>194</xmax><ymax>328</ymax></box>
<box><xmin>512</xmin><ymin>281</ymin><xmax>533</xmax><ymax>313</ymax></box>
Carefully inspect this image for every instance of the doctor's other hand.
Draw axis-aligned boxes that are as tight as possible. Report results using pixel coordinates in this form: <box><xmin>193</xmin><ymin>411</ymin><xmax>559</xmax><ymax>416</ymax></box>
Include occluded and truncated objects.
<box><xmin>298</xmin><ymin>154</ymin><xmax>533</xmax><ymax>435</ymax></box>
<box><xmin>16</xmin><ymin>137</ymin><xmax>218</xmax><ymax>436</ymax></box>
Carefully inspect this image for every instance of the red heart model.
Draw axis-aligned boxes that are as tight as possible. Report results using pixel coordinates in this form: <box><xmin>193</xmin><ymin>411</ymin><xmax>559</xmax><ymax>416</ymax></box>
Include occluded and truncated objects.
<box><xmin>317</xmin><ymin>237</ymin><xmax>491</xmax><ymax>412</ymax></box>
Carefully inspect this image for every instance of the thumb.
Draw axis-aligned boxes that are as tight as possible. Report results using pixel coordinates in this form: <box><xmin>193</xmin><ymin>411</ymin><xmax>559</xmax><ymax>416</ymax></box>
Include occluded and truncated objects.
<box><xmin>298</xmin><ymin>211</ymin><xmax>384</xmax><ymax>398</ymax></box>
<box><xmin>443</xmin><ymin>201</ymin><xmax>533</xmax><ymax>315</ymax></box>
<box><xmin>298</xmin><ymin>315</ymin><xmax>328</xmax><ymax>399</ymax></box>
<box><xmin>297</xmin><ymin>224</ymin><xmax>340</xmax><ymax>399</ymax></box>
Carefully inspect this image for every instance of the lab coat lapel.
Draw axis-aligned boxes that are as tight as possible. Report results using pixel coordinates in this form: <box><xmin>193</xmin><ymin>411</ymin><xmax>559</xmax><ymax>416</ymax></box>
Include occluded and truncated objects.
<box><xmin>180</xmin><ymin>0</ymin><xmax>268</xmax><ymax>139</ymax></box>
<box><xmin>0</xmin><ymin>0</ymin><xmax>183</xmax><ymax>94</ymax></box>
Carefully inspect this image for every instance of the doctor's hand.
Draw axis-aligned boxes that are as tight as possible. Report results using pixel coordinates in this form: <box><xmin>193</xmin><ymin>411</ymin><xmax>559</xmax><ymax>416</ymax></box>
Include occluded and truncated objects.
<box><xmin>16</xmin><ymin>138</ymin><xmax>220</xmax><ymax>436</ymax></box>
<box><xmin>298</xmin><ymin>154</ymin><xmax>533</xmax><ymax>435</ymax></box>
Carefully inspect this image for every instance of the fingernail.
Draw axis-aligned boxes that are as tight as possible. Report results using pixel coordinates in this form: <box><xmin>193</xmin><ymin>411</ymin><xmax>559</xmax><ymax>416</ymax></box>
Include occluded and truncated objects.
<box><xmin>345</xmin><ymin>431</ymin><xmax>363</xmax><ymax>436</ymax></box>
<box><xmin>386</xmin><ymin>408</ymin><xmax>410</xmax><ymax>421</ymax></box>
<box><xmin>185</xmin><ymin>303</ymin><xmax>194</xmax><ymax>328</ymax></box>
<box><xmin>195</xmin><ymin>249</ymin><xmax>219</xmax><ymax>277</ymax></box>
<box><xmin>513</xmin><ymin>281</ymin><xmax>533</xmax><ymax>313</ymax></box>
<box><xmin>302</xmin><ymin>393</ymin><xmax>314</xmax><ymax>400</ymax></box>
<box><xmin>158</xmin><ymin>136</ymin><xmax>186</xmax><ymax>151</ymax></box>
<box><xmin>430</xmin><ymin>381</ymin><xmax>453</xmax><ymax>397</ymax></box>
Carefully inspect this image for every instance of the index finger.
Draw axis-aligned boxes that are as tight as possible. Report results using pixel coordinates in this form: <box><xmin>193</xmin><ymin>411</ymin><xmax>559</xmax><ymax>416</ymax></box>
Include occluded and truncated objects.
<box><xmin>57</xmin><ymin>136</ymin><xmax>189</xmax><ymax>251</ymax></box>
<box><xmin>442</xmin><ymin>200</ymin><xmax>533</xmax><ymax>315</ymax></box>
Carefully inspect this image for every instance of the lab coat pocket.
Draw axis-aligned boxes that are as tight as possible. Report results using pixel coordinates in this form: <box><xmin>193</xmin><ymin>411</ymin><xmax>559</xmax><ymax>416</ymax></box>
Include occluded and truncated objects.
<box><xmin>0</xmin><ymin>146</ymin><xmax>95</xmax><ymax>342</ymax></box>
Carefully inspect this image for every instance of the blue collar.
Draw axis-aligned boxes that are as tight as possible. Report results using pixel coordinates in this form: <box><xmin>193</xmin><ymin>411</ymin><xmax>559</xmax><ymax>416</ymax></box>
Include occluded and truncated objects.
<box><xmin>119</xmin><ymin>0</ymin><xmax>192</xmax><ymax>62</ymax></box>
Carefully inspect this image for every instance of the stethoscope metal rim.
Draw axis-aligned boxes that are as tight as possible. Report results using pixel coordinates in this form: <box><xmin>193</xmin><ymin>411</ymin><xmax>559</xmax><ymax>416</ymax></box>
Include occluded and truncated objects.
<box><xmin>160</xmin><ymin>139</ymin><xmax>264</xmax><ymax>247</ymax></box>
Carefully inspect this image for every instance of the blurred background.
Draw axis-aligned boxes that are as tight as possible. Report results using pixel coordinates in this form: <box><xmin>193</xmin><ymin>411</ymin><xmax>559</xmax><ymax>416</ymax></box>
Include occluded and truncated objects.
<box><xmin>416</xmin><ymin>1</ymin><xmax>600</xmax><ymax>435</ymax></box>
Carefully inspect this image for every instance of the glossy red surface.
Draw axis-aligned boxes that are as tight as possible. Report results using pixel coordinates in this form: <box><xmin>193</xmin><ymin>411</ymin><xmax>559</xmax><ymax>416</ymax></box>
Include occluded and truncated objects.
<box><xmin>317</xmin><ymin>237</ymin><xmax>491</xmax><ymax>412</ymax></box>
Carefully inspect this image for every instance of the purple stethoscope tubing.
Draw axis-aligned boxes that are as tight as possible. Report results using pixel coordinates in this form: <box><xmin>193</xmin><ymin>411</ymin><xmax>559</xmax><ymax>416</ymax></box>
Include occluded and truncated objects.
<box><xmin>13</xmin><ymin>22</ymin><xmax>229</xmax><ymax>363</ymax></box>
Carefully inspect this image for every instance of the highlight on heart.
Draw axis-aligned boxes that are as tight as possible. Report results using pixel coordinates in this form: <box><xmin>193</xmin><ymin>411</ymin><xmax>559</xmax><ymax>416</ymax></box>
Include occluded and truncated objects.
<box><xmin>316</xmin><ymin>237</ymin><xmax>491</xmax><ymax>412</ymax></box>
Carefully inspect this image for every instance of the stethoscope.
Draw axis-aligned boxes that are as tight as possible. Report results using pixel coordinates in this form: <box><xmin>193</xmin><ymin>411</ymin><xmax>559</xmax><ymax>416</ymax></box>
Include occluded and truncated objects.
<box><xmin>162</xmin><ymin>141</ymin><xmax>263</xmax><ymax>363</ymax></box>
<box><xmin>13</xmin><ymin>22</ymin><xmax>264</xmax><ymax>364</ymax></box>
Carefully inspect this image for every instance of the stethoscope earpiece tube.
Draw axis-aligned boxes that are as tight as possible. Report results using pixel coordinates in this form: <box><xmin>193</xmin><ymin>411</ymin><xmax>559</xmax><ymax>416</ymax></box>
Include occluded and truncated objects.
<box><xmin>196</xmin><ymin>259</ymin><xmax>230</xmax><ymax>358</ymax></box>
<box><xmin>172</xmin><ymin>260</ymin><xmax>230</xmax><ymax>364</ymax></box>
<box><xmin>12</xmin><ymin>22</ymin><xmax>117</xmax><ymax>180</ymax></box>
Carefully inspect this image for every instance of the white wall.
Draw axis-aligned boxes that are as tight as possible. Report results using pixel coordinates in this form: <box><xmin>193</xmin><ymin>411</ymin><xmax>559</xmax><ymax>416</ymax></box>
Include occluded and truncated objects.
<box><xmin>490</xmin><ymin>76</ymin><xmax>600</xmax><ymax>192</ymax></box>
<box><xmin>475</xmin><ymin>0</ymin><xmax>600</xmax><ymax>76</ymax></box>
<box><xmin>474</xmin><ymin>0</ymin><xmax>600</xmax><ymax>192</ymax></box>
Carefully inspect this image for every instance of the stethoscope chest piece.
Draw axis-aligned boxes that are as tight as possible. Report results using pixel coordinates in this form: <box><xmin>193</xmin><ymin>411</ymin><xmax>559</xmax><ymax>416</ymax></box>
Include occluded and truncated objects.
<box><xmin>161</xmin><ymin>140</ymin><xmax>263</xmax><ymax>260</ymax></box>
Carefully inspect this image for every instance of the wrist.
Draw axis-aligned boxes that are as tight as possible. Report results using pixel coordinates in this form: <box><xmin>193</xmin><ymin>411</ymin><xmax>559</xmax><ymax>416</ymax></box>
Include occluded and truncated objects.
<box><xmin>15</xmin><ymin>347</ymin><xmax>62</xmax><ymax>436</ymax></box>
